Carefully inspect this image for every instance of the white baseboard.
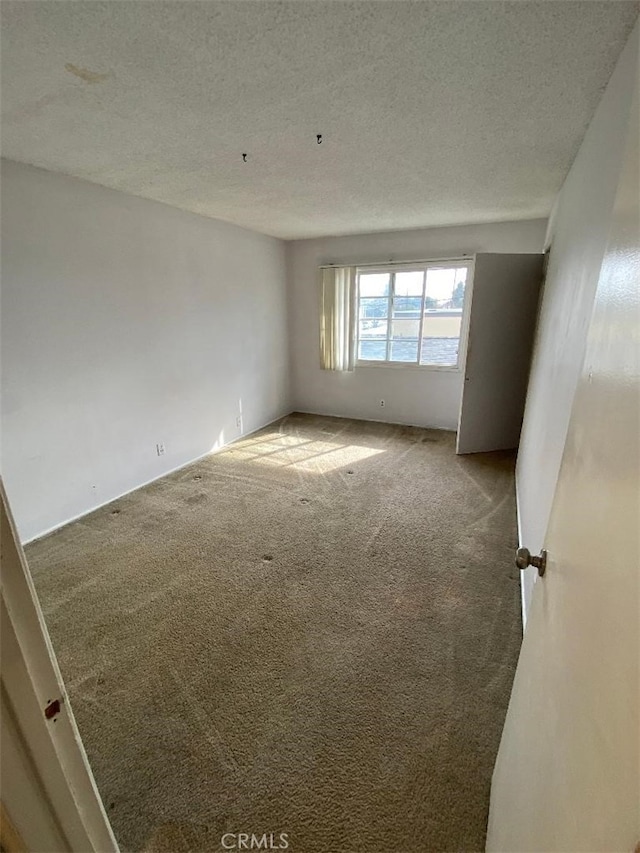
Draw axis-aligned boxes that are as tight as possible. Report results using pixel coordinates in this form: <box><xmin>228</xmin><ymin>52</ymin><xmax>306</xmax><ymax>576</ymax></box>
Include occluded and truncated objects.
<box><xmin>291</xmin><ymin>408</ymin><xmax>456</xmax><ymax>433</ymax></box>
<box><xmin>24</xmin><ymin>409</ymin><xmax>294</xmax><ymax>546</ymax></box>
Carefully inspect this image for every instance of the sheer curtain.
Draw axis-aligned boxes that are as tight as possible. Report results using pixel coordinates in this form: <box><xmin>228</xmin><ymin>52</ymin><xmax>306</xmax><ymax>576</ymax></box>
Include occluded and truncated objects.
<box><xmin>319</xmin><ymin>266</ymin><xmax>357</xmax><ymax>371</ymax></box>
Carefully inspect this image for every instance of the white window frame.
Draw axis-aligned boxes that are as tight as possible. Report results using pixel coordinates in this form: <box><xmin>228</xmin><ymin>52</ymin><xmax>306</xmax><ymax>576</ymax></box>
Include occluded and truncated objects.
<box><xmin>355</xmin><ymin>258</ymin><xmax>474</xmax><ymax>372</ymax></box>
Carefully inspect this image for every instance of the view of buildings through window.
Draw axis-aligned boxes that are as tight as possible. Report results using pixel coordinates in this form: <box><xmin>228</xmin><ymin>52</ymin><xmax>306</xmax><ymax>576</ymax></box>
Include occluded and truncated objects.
<box><xmin>357</xmin><ymin>264</ymin><xmax>470</xmax><ymax>366</ymax></box>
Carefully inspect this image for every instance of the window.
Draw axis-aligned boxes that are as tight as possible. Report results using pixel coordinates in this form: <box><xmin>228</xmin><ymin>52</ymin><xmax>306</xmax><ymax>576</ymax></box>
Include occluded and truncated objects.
<box><xmin>356</xmin><ymin>262</ymin><xmax>470</xmax><ymax>368</ymax></box>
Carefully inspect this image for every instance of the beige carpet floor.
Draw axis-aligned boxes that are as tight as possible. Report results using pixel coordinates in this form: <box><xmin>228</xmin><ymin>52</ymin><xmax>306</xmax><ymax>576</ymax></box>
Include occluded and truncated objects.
<box><xmin>27</xmin><ymin>413</ymin><xmax>522</xmax><ymax>853</ymax></box>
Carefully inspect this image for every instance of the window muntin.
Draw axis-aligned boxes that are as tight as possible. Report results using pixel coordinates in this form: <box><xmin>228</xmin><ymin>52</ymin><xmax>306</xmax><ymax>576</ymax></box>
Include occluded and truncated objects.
<box><xmin>356</xmin><ymin>263</ymin><xmax>469</xmax><ymax>367</ymax></box>
<box><xmin>357</xmin><ymin>272</ymin><xmax>390</xmax><ymax>361</ymax></box>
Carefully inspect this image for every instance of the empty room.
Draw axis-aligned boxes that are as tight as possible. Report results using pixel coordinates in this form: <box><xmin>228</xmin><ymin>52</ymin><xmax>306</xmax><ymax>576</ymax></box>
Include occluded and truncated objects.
<box><xmin>1</xmin><ymin>2</ymin><xmax>638</xmax><ymax>852</ymax></box>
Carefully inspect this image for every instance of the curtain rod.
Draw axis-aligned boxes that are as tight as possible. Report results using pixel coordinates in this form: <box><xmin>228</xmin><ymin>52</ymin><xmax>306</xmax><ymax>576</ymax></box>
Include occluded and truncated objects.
<box><xmin>318</xmin><ymin>255</ymin><xmax>473</xmax><ymax>270</ymax></box>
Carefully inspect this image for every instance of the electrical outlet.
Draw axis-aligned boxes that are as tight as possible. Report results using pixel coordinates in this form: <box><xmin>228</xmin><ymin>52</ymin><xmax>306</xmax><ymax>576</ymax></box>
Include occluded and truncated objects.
<box><xmin>156</xmin><ymin>442</ymin><xmax>166</xmax><ymax>457</ymax></box>
<box><xmin>236</xmin><ymin>416</ymin><xmax>242</xmax><ymax>429</ymax></box>
<box><xmin>380</xmin><ymin>400</ymin><xmax>385</xmax><ymax>407</ymax></box>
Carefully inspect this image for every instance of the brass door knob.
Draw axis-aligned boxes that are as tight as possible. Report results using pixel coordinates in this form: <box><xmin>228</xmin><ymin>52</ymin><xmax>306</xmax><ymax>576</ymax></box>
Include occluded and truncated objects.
<box><xmin>516</xmin><ymin>547</ymin><xmax>547</xmax><ymax>577</ymax></box>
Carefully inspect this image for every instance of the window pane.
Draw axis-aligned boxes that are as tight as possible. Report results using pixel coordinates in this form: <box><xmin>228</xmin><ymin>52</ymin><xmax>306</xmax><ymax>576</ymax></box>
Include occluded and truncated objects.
<box><xmin>425</xmin><ymin>267</ymin><xmax>467</xmax><ymax>308</ymax></box>
<box><xmin>359</xmin><ymin>297</ymin><xmax>389</xmax><ymax>319</ymax></box>
<box><xmin>452</xmin><ymin>267</ymin><xmax>467</xmax><ymax>308</ymax></box>
<box><xmin>420</xmin><ymin>337</ymin><xmax>460</xmax><ymax>366</ymax></box>
<box><xmin>421</xmin><ymin>266</ymin><xmax>467</xmax><ymax>366</ymax></box>
<box><xmin>359</xmin><ymin>318</ymin><xmax>388</xmax><ymax>340</ymax></box>
<box><xmin>421</xmin><ymin>312</ymin><xmax>462</xmax><ymax>366</ymax></box>
<box><xmin>359</xmin><ymin>273</ymin><xmax>390</xmax><ymax>297</ymax></box>
<box><xmin>394</xmin><ymin>271</ymin><xmax>424</xmax><ymax>296</ymax></box>
<box><xmin>393</xmin><ymin>296</ymin><xmax>422</xmax><ymax>315</ymax></box>
<box><xmin>390</xmin><ymin>317</ymin><xmax>420</xmax><ymax>339</ymax></box>
<box><xmin>359</xmin><ymin>340</ymin><xmax>387</xmax><ymax>360</ymax></box>
<box><xmin>421</xmin><ymin>312</ymin><xmax>462</xmax><ymax>339</ymax></box>
<box><xmin>390</xmin><ymin>339</ymin><xmax>419</xmax><ymax>362</ymax></box>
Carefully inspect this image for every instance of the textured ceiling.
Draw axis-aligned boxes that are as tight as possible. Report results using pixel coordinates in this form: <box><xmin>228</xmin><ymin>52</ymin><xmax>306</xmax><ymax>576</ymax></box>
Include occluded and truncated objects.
<box><xmin>1</xmin><ymin>1</ymin><xmax>637</xmax><ymax>240</ymax></box>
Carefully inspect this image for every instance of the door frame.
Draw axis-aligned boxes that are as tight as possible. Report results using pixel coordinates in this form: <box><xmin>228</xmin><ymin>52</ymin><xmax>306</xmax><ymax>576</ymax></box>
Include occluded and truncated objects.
<box><xmin>1</xmin><ymin>480</ymin><xmax>119</xmax><ymax>851</ymax></box>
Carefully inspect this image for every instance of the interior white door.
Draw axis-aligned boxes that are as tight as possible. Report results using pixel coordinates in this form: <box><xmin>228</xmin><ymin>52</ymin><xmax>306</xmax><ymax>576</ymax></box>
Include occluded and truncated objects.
<box><xmin>486</xmin><ymin>79</ymin><xmax>639</xmax><ymax>852</ymax></box>
<box><xmin>1</xmin><ymin>480</ymin><xmax>119</xmax><ymax>852</ymax></box>
<box><xmin>457</xmin><ymin>253</ymin><xmax>543</xmax><ymax>454</ymax></box>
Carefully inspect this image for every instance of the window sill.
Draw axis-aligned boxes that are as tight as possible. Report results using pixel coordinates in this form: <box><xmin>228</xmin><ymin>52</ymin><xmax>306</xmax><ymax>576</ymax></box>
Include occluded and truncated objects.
<box><xmin>356</xmin><ymin>360</ymin><xmax>462</xmax><ymax>373</ymax></box>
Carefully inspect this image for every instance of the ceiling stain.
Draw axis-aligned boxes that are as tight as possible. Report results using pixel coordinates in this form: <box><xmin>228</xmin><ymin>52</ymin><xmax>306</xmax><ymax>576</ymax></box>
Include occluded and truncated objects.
<box><xmin>3</xmin><ymin>92</ymin><xmax>58</xmax><ymax>122</ymax></box>
<box><xmin>64</xmin><ymin>63</ymin><xmax>109</xmax><ymax>84</ymax></box>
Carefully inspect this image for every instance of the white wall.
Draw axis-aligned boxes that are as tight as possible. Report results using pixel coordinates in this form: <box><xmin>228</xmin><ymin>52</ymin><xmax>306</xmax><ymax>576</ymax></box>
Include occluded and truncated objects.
<box><xmin>517</xmin><ymin>22</ymin><xmax>639</xmax><ymax>625</ymax></box>
<box><xmin>287</xmin><ymin>220</ymin><xmax>546</xmax><ymax>430</ymax></box>
<box><xmin>1</xmin><ymin>160</ymin><xmax>290</xmax><ymax>542</ymax></box>
<box><xmin>488</xmin><ymin>41</ymin><xmax>639</xmax><ymax>850</ymax></box>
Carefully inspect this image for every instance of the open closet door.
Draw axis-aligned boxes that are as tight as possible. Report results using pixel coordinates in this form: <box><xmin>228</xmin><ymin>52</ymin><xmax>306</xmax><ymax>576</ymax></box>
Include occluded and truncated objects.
<box><xmin>456</xmin><ymin>253</ymin><xmax>544</xmax><ymax>454</ymax></box>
